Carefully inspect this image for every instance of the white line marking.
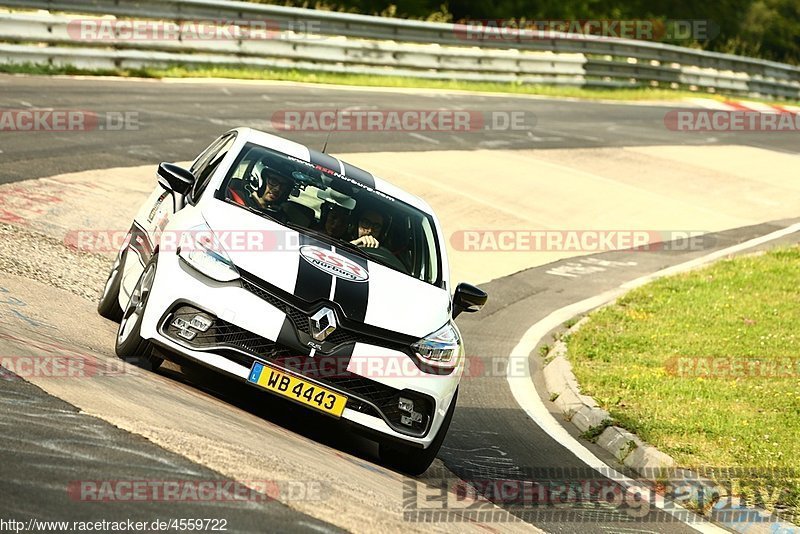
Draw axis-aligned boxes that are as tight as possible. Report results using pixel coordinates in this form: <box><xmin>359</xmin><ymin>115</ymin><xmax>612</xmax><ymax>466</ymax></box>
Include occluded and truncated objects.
<box><xmin>407</xmin><ymin>132</ymin><xmax>440</xmax><ymax>145</ymax></box>
<box><xmin>526</xmin><ymin>131</ymin><xmax>564</xmax><ymax>142</ymax></box>
<box><xmin>296</xmin><ymin>520</ymin><xmax>338</xmax><ymax>534</ymax></box>
<box><xmin>507</xmin><ymin>221</ymin><xmax>800</xmax><ymax>533</ymax></box>
<box><xmin>478</xmin><ymin>139</ymin><xmax>511</xmax><ymax>148</ymax></box>
<box><xmin>536</xmin><ymin>127</ymin><xmax>603</xmax><ymax>142</ymax></box>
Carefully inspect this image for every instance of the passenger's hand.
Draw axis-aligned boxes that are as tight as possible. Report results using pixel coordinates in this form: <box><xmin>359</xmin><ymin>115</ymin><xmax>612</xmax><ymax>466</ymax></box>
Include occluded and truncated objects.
<box><xmin>351</xmin><ymin>235</ymin><xmax>380</xmax><ymax>248</ymax></box>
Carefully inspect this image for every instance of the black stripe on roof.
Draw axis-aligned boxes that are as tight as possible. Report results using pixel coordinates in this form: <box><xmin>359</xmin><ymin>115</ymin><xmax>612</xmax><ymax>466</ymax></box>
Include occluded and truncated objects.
<box><xmin>341</xmin><ymin>161</ymin><xmax>376</xmax><ymax>189</ymax></box>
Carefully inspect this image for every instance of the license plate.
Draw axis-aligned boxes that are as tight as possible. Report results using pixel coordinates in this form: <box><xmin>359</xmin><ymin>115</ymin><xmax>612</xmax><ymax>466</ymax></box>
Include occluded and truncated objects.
<box><xmin>247</xmin><ymin>362</ymin><xmax>347</xmax><ymax>417</ymax></box>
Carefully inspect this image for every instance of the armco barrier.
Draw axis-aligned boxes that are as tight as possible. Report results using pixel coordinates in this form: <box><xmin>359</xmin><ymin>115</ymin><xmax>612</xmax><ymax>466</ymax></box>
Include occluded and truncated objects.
<box><xmin>0</xmin><ymin>0</ymin><xmax>798</xmax><ymax>98</ymax></box>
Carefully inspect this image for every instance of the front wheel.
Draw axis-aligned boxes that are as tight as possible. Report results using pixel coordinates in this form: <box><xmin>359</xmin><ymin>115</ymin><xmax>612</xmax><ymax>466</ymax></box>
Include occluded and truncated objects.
<box><xmin>115</xmin><ymin>254</ymin><xmax>163</xmax><ymax>371</ymax></box>
<box><xmin>378</xmin><ymin>388</ymin><xmax>458</xmax><ymax>476</ymax></box>
<box><xmin>97</xmin><ymin>246</ymin><xmax>127</xmax><ymax>322</ymax></box>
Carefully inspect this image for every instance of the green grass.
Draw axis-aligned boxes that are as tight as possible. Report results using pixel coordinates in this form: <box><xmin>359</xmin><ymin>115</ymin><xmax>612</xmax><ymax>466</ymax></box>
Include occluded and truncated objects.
<box><xmin>567</xmin><ymin>246</ymin><xmax>800</xmax><ymax>519</ymax></box>
<box><xmin>3</xmin><ymin>61</ymin><xmax>799</xmax><ymax>105</ymax></box>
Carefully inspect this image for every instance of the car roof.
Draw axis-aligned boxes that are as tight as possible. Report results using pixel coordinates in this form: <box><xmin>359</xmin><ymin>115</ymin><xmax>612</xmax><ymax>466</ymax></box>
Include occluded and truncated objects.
<box><xmin>233</xmin><ymin>127</ymin><xmax>435</xmax><ymax>215</ymax></box>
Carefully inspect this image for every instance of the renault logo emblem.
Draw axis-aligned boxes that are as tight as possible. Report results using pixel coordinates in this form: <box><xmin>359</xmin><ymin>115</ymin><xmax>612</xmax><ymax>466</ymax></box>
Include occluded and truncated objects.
<box><xmin>309</xmin><ymin>307</ymin><xmax>337</xmax><ymax>341</ymax></box>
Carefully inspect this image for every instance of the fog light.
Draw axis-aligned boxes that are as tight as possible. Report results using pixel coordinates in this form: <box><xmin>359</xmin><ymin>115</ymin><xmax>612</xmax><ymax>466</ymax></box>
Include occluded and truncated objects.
<box><xmin>172</xmin><ymin>317</ymin><xmax>190</xmax><ymax>330</ymax></box>
<box><xmin>176</xmin><ymin>328</ymin><xmax>197</xmax><ymax>341</ymax></box>
<box><xmin>398</xmin><ymin>396</ymin><xmax>423</xmax><ymax>427</ymax></box>
<box><xmin>189</xmin><ymin>314</ymin><xmax>212</xmax><ymax>332</ymax></box>
<box><xmin>170</xmin><ymin>314</ymin><xmax>211</xmax><ymax>342</ymax></box>
<box><xmin>398</xmin><ymin>397</ymin><xmax>414</xmax><ymax>412</ymax></box>
<box><xmin>400</xmin><ymin>412</ymin><xmax>423</xmax><ymax>426</ymax></box>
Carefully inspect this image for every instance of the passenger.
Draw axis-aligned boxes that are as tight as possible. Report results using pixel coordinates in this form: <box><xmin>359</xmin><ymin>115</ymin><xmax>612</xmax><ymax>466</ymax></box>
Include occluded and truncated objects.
<box><xmin>351</xmin><ymin>209</ymin><xmax>384</xmax><ymax>249</ymax></box>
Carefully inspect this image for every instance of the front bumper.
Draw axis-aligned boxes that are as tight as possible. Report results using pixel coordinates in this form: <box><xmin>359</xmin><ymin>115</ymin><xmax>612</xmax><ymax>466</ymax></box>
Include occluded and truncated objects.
<box><xmin>139</xmin><ymin>251</ymin><xmax>461</xmax><ymax>448</ymax></box>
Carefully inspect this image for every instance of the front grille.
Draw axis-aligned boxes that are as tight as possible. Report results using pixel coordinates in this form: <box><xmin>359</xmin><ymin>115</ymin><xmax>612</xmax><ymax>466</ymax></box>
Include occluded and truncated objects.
<box><xmin>161</xmin><ymin>304</ymin><xmax>433</xmax><ymax>436</ymax></box>
<box><xmin>241</xmin><ymin>277</ymin><xmax>371</xmax><ymax>349</ymax></box>
<box><xmin>239</xmin><ymin>272</ymin><xmax>415</xmax><ymax>355</ymax></box>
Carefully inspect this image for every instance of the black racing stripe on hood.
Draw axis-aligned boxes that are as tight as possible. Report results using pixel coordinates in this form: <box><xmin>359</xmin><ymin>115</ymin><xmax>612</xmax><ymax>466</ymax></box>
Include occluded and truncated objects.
<box><xmin>275</xmin><ymin>316</ymin><xmax>309</xmax><ymax>356</ymax></box>
<box><xmin>274</xmin><ymin>316</ymin><xmax>355</xmax><ymax>374</ymax></box>
<box><xmin>332</xmin><ymin>248</ymin><xmax>369</xmax><ymax>323</ymax></box>
<box><xmin>308</xmin><ymin>150</ymin><xmax>342</xmax><ymax>174</ymax></box>
<box><xmin>294</xmin><ymin>234</ymin><xmax>333</xmax><ymax>303</ymax></box>
<box><xmin>341</xmin><ymin>162</ymin><xmax>375</xmax><ymax>189</ymax></box>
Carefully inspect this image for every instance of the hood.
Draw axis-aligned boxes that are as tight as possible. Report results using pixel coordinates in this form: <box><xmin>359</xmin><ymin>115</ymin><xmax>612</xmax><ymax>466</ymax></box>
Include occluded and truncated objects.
<box><xmin>203</xmin><ymin>201</ymin><xmax>451</xmax><ymax>339</ymax></box>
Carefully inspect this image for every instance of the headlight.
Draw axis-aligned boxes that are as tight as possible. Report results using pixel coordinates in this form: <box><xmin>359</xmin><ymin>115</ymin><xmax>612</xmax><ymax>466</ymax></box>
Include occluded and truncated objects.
<box><xmin>411</xmin><ymin>322</ymin><xmax>462</xmax><ymax>370</ymax></box>
<box><xmin>177</xmin><ymin>224</ymin><xmax>240</xmax><ymax>282</ymax></box>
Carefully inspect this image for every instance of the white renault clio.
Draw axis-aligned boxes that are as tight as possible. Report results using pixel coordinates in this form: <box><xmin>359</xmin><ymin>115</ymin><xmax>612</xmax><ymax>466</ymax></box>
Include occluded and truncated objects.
<box><xmin>98</xmin><ymin>128</ymin><xmax>487</xmax><ymax>475</ymax></box>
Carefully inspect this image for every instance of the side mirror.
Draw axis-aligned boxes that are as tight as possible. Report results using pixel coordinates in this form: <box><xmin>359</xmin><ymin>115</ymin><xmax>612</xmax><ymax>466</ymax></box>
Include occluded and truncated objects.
<box><xmin>452</xmin><ymin>283</ymin><xmax>488</xmax><ymax>319</ymax></box>
<box><xmin>157</xmin><ymin>162</ymin><xmax>194</xmax><ymax>197</ymax></box>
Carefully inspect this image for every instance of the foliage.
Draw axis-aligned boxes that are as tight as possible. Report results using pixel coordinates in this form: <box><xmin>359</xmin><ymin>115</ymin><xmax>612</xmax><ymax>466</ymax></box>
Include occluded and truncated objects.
<box><xmin>246</xmin><ymin>0</ymin><xmax>800</xmax><ymax>65</ymax></box>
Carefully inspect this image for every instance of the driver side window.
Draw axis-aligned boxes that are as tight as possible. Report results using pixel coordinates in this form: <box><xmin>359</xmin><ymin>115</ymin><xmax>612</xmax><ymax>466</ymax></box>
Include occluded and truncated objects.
<box><xmin>190</xmin><ymin>133</ymin><xmax>236</xmax><ymax>203</ymax></box>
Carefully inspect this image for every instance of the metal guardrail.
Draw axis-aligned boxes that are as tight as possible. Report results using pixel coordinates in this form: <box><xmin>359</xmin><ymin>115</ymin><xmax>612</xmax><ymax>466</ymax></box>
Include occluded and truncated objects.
<box><xmin>0</xmin><ymin>13</ymin><xmax>587</xmax><ymax>85</ymax></box>
<box><xmin>0</xmin><ymin>0</ymin><xmax>799</xmax><ymax>98</ymax></box>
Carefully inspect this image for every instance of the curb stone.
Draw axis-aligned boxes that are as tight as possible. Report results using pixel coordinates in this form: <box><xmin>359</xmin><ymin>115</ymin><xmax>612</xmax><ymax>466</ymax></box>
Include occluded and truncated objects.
<box><xmin>541</xmin><ymin>315</ymin><xmax>798</xmax><ymax>533</ymax></box>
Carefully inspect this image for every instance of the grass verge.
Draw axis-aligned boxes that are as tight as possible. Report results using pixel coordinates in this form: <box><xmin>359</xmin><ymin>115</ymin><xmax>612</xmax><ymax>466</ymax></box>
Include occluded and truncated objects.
<box><xmin>4</xmin><ymin>61</ymin><xmax>799</xmax><ymax>105</ymax></box>
<box><xmin>567</xmin><ymin>246</ymin><xmax>800</xmax><ymax>520</ymax></box>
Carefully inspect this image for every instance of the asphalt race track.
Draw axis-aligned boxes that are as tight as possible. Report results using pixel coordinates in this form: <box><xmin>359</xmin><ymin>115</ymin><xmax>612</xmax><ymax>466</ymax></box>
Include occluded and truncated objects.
<box><xmin>1</xmin><ymin>75</ymin><xmax>798</xmax><ymax>183</ymax></box>
<box><xmin>1</xmin><ymin>74</ymin><xmax>799</xmax><ymax>533</ymax></box>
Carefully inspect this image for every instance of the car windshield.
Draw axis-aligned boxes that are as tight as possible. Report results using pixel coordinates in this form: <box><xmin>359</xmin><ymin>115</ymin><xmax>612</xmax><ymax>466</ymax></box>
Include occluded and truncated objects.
<box><xmin>216</xmin><ymin>142</ymin><xmax>442</xmax><ymax>286</ymax></box>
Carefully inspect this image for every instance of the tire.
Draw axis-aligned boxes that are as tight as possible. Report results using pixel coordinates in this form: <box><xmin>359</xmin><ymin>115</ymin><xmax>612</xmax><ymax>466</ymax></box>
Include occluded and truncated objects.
<box><xmin>379</xmin><ymin>388</ymin><xmax>458</xmax><ymax>476</ymax></box>
<box><xmin>115</xmin><ymin>254</ymin><xmax>163</xmax><ymax>371</ymax></box>
<box><xmin>97</xmin><ymin>246</ymin><xmax>126</xmax><ymax>322</ymax></box>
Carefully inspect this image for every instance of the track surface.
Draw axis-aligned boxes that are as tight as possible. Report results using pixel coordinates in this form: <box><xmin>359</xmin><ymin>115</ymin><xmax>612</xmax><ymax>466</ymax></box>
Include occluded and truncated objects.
<box><xmin>1</xmin><ymin>370</ymin><xmax>343</xmax><ymax>533</ymax></box>
<box><xmin>1</xmin><ymin>75</ymin><xmax>799</xmax><ymax>533</ymax></box>
<box><xmin>0</xmin><ymin>75</ymin><xmax>797</xmax><ymax>183</ymax></box>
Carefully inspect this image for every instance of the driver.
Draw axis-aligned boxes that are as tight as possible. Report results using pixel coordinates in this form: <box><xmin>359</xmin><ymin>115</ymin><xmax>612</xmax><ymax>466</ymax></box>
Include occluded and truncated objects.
<box><xmin>351</xmin><ymin>209</ymin><xmax>384</xmax><ymax>249</ymax></box>
<box><xmin>251</xmin><ymin>167</ymin><xmax>292</xmax><ymax>210</ymax></box>
<box><xmin>227</xmin><ymin>166</ymin><xmax>292</xmax><ymax>216</ymax></box>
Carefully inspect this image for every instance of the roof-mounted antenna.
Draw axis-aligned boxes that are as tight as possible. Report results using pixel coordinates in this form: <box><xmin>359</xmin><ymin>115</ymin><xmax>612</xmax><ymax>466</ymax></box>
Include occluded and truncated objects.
<box><xmin>322</xmin><ymin>108</ymin><xmax>338</xmax><ymax>153</ymax></box>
